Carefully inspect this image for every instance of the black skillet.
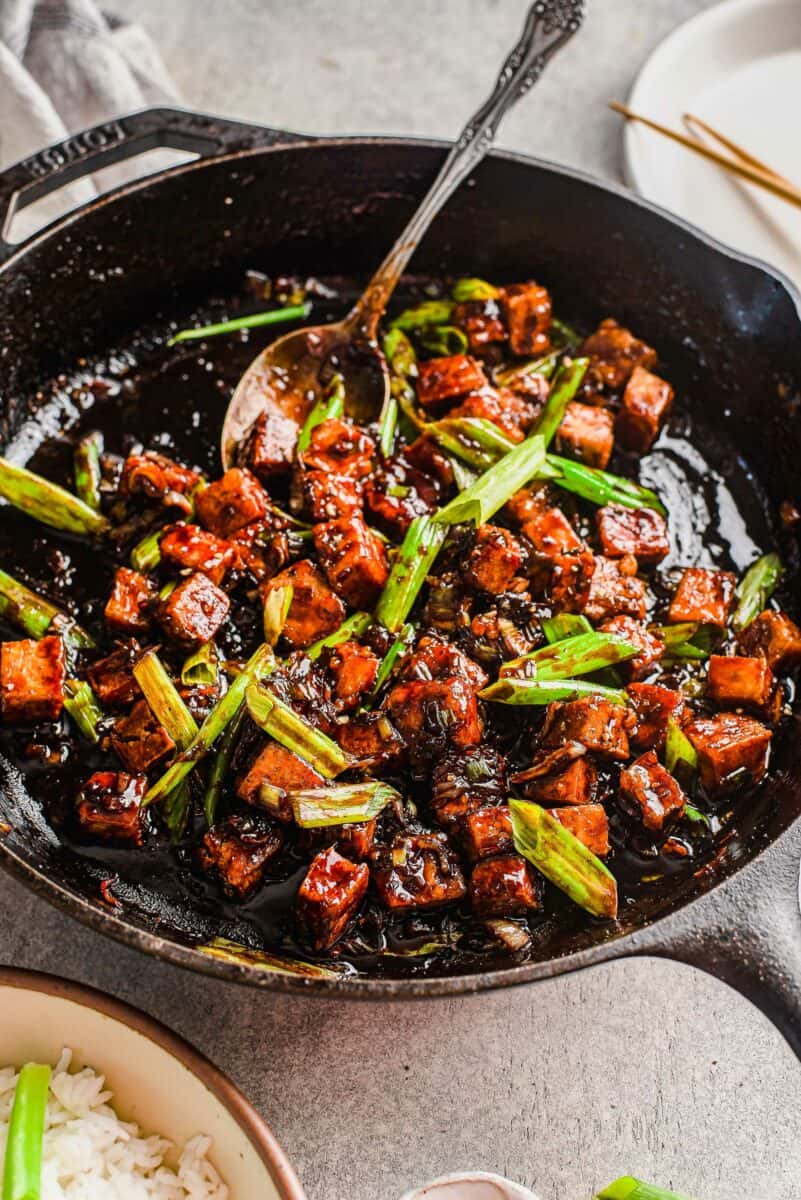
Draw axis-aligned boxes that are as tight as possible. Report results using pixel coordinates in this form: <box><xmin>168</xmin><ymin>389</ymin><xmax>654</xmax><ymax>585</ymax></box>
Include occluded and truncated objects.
<box><xmin>0</xmin><ymin>107</ymin><xmax>800</xmax><ymax>1051</ymax></box>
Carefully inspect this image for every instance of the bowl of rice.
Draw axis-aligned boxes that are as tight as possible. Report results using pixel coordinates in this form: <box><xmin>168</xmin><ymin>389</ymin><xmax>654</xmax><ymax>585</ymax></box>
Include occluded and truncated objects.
<box><xmin>0</xmin><ymin>966</ymin><xmax>305</xmax><ymax>1200</ymax></box>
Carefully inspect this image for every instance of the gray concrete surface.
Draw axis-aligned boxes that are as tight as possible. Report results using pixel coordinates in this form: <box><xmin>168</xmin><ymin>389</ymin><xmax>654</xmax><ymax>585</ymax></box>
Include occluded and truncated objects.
<box><xmin>2</xmin><ymin>2</ymin><xmax>800</xmax><ymax>1198</ymax></box>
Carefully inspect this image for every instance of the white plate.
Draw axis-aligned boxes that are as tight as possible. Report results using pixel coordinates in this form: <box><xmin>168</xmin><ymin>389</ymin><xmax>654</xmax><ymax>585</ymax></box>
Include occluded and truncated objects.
<box><xmin>400</xmin><ymin>1172</ymin><xmax>539</xmax><ymax>1200</ymax></box>
<box><xmin>624</xmin><ymin>0</ymin><xmax>801</xmax><ymax>289</ymax></box>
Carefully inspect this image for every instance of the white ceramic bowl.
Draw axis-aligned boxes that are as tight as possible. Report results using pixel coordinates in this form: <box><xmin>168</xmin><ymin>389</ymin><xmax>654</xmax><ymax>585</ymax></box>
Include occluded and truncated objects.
<box><xmin>400</xmin><ymin>1172</ymin><xmax>539</xmax><ymax>1199</ymax></box>
<box><xmin>0</xmin><ymin>966</ymin><xmax>305</xmax><ymax>1199</ymax></box>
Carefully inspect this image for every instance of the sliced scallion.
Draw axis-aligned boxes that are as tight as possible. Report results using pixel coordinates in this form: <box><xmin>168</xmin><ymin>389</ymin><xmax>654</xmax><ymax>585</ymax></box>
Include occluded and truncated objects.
<box><xmin>541</xmin><ymin>453</ymin><xmax>666</xmax><ymax>515</ymax></box>
<box><xmin>541</xmin><ymin>613</ymin><xmax>593</xmax><ymax>644</ymax></box>
<box><xmin>63</xmin><ymin>680</ymin><xmax>103</xmax><ymax>743</ymax></box>
<box><xmin>481</xmin><ymin>677</ymin><xmax>629</xmax><ymax>706</ymax></box>
<box><xmin>389</xmin><ymin>299</ymin><xmax>454</xmax><ymax>331</ymax></box>
<box><xmin>291</xmin><ymin>780</ymin><xmax>400</xmax><ymax>828</ymax></box>
<box><xmin>499</xmin><ymin>631</ymin><xmax>639</xmax><ymax>679</ymax></box>
<box><xmin>0</xmin><ymin>457</ymin><xmax>108</xmax><ymax>536</ymax></box>
<box><xmin>732</xmin><ymin>552</ymin><xmax>783</xmax><ymax>631</ymax></box>
<box><xmin>451</xmin><ymin>277</ymin><xmax>500</xmax><ymax>302</ymax></box>
<box><xmin>130</xmin><ymin>528</ymin><xmax>163</xmax><ymax>573</ymax></box>
<box><xmin>168</xmin><ymin>301</ymin><xmax>311</xmax><ymax>346</ymax></box>
<box><xmin>594</xmin><ymin>1177</ymin><xmax>692</xmax><ymax>1200</ymax></box>
<box><xmin>510</xmin><ymin>798</ymin><xmax>618</xmax><ymax>918</ymax></box>
<box><xmin>375</xmin><ymin>514</ymin><xmax>447</xmax><ymax>632</ymax></box>
<box><xmin>532</xmin><ymin>357</ymin><xmax>589</xmax><ymax>447</ymax></box>
<box><xmin>245</xmin><ymin>684</ymin><xmax>349</xmax><ymax>779</ymax></box>
<box><xmin>262</xmin><ymin>583</ymin><xmax>294</xmax><ymax>647</ymax></box>
<box><xmin>306</xmin><ymin>611</ymin><xmax>373</xmax><ymax>661</ymax></box>
<box><xmin>435</xmin><ymin>435</ymin><xmax>546</xmax><ymax>527</ymax></box>
<box><xmin>72</xmin><ymin>432</ymin><xmax>103</xmax><ymax>512</ymax></box>
<box><xmin>181</xmin><ymin>641</ymin><xmax>220</xmax><ymax>687</ymax></box>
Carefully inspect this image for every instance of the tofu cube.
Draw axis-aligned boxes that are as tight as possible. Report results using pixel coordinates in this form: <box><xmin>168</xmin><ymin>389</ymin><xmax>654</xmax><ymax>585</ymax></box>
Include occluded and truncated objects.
<box><xmin>416</xmin><ymin>354</ymin><xmax>489</xmax><ymax>411</ymax></box>
<box><xmin>616</xmin><ymin>366</ymin><xmax>674</xmax><ymax>452</ymax></box>
<box><xmin>446</xmin><ymin>389</ymin><xmax>535</xmax><ymax>444</ymax></box>
<box><xmin>584</xmin><ymin>556</ymin><xmax>647</xmax><ymax>622</ymax></box>
<box><xmin>195</xmin><ymin>468</ymin><xmax>269</xmax><ymax>538</ymax></box>
<box><xmin>263</xmin><ymin>560</ymin><xmax>345</xmax><ymax>649</ymax></box>
<box><xmin>523</xmin><ymin>506</ymin><xmax>595</xmax><ymax>613</ymax></box>
<box><xmin>581</xmin><ymin>319</ymin><xmax>657</xmax><ymax>393</ymax></box>
<box><xmin>110</xmin><ymin>698</ymin><xmax>176</xmax><ymax>773</ymax></box>
<box><xmin>464</xmin><ymin>525</ymin><xmax>525</xmax><ymax>594</ymax></box>
<box><xmin>370</xmin><ymin>833</ymin><xmax>466</xmax><ymax>909</ymax></box>
<box><xmin>453</xmin><ymin>298</ymin><xmax>507</xmax><ymax>351</ymax></box>
<box><xmin>336</xmin><ymin>710</ymin><xmax>405</xmax><ymax>767</ymax></box>
<box><xmin>300</xmin><ymin>820</ymin><xmax>377</xmax><ymax>862</ymax></box>
<box><xmin>196</xmin><ymin>813</ymin><xmax>284</xmax><ymax>900</ymax></box>
<box><xmin>364</xmin><ymin>462</ymin><xmax>439</xmax><ymax>538</ymax></box>
<box><xmin>328</xmin><ymin>641</ymin><xmax>380</xmax><ymax>711</ymax></box>
<box><xmin>104</xmin><ymin>567</ymin><xmax>156</xmax><ymax>636</ymax></box>
<box><xmin>459</xmin><ymin>806</ymin><xmax>514</xmax><ymax>861</ymax></box>
<box><xmin>300</xmin><ymin>418</ymin><xmax>375</xmax><ymax>478</ymax></box>
<box><xmin>470</xmin><ymin>854</ymin><xmax>543</xmax><ymax>916</ymax></box>
<box><xmin>87</xmin><ymin>643</ymin><xmax>142</xmax><ymax>709</ymax></box>
<box><xmin>627</xmin><ymin>682</ymin><xmax>684</xmax><ymax>751</ymax></box>
<box><xmin>0</xmin><ymin>636</ymin><xmax>65</xmax><ymax>722</ymax></box>
<box><xmin>160</xmin><ymin>524</ymin><xmax>237</xmax><ymax>585</ymax></box>
<box><xmin>596</xmin><ymin>505</ymin><xmax>670</xmax><ymax>563</ymax></box>
<box><xmin>684</xmin><ymin>713</ymin><xmax>772</xmax><ymax>792</ymax></box>
<box><xmin>555</xmin><ymin>401</ymin><xmax>615</xmax><ymax>469</ymax></box>
<box><xmin>75</xmin><ymin>771</ymin><xmax>147</xmax><ymax>845</ymax></box>
<box><xmin>296</xmin><ymin>847</ymin><xmax>369</xmax><ymax>950</ymax></box>
<box><xmin>737</xmin><ymin>608</ymin><xmax>801</xmax><ymax>672</ymax></box>
<box><xmin>549</xmin><ymin>803</ymin><xmax>610</xmax><ymax>855</ymax></box>
<box><xmin>236</xmin><ymin>740</ymin><xmax>324</xmax><ymax>822</ymax></box>
<box><xmin>541</xmin><ymin>695</ymin><xmax>630</xmax><ymax>760</ymax></box>
<box><xmin>620</xmin><ymin>751</ymin><xmax>686</xmax><ymax>833</ymax></box>
<box><xmin>386</xmin><ymin>676</ymin><xmax>483</xmax><ymax>753</ymax></box>
<box><xmin>499</xmin><ymin>281</ymin><xmax>552</xmax><ymax>356</ymax></box>
<box><xmin>294</xmin><ymin>469</ymin><xmax>363</xmax><ymax>522</ymax></box>
<box><xmin>707</xmin><ymin>654</ymin><xmax>777</xmax><ymax>718</ymax></box>
<box><xmin>313</xmin><ymin>515</ymin><xmax>389</xmax><ymax>609</ymax></box>
<box><xmin>519</xmin><ymin>757</ymin><xmax>597</xmax><ymax>806</ymax></box>
<box><xmin>245</xmin><ymin>409</ymin><xmax>299</xmax><ymax>481</ymax></box>
<box><xmin>403</xmin><ymin>436</ymin><xmax>454</xmax><ymax>489</ymax></box>
<box><xmin>600</xmin><ymin>615</ymin><xmax>664</xmax><ymax>679</ymax></box>
<box><xmin>157</xmin><ymin>572</ymin><xmax>230</xmax><ymax>648</ymax></box>
<box><xmin>668</xmin><ymin>567</ymin><xmax>736</xmax><ymax>627</ymax></box>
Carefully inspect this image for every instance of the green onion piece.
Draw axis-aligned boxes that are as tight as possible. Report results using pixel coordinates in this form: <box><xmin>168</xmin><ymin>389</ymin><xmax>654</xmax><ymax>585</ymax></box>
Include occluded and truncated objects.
<box><xmin>510</xmin><ymin>799</ymin><xmax>618</xmax><ymax>918</ymax></box>
<box><xmin>541</xmin><ymin>613</ymin><xmax>593</xmax><ymax>644</ymax></box>
<box><xmin>426</xmin><ymin>416</ymin><xmax>516</xmax><ymax>470</ymax></box>
<box><xmin>291</xmin><ymin>781</ymin><xmax>400</xmax><ymax>828</ymax></box>
<box><xmin>664</xmin><ymin>717</ymin><xmax>698</xmax><ymax>775</ymax></box>
<box><xmin>542</xmin><ymin>453</ymin><xmax>667</xmax><ymax>515</ymax></box>
<box><xmin>63</xmin><ymin>680</ymin><xmax>103</xmax><ymax>743</ymax></box>
<box><xmin>652</xmin><ymin>622</ymin><xmax>712</xmax><ymax>661</ymax></box>
<box><xmin>145</xmin><ymin>644</ymin><xmax>275</xmax><ymax>807</ymax></box>
<box><xmin>451</xmin><ymin>277</ymin><xmax>500</xmax><ymax>302</ymax></box>
<box><xmin>500</xmin><ymin>631</ymin><xmax>640</xmax><ymax>679</ymax></box>
<box><xmin>168</xmin><ymin>301</ymin><xmax>311</xmax><ymax>346</ymax></box>
<box><xmin>595</xmin><ymin>1177</ymin><xmax>692</xmax><ymax>1200</ymax></box>
<box><xmin>495</xmin><ymin>351</ymin><xmax>560</xmax><ymax>387</ymax></box>
<box><xmin>246</xmin><ymin>684</ymin><xmax>350</xmax><ymax>779</ymax></box>
<box><xmin>376</xmin><ymin>514</ymin><xmax>447</xmax><ymax>632</ymax></box>
<box><xmin>181</xmin><ymin>641</ymin><xmax>219</xmax><ymax>687</ymax></box>
<box><xmin>2</xmin><ymin>1062</ymin><xmax>51</xmax><ymax>1200</ymax></box>
<box><xmin>204</xmin><ymin>706</ymin><xmax>245</xmax><ymax>828</ymax></box>
<box><xmin>0</xmin><ymin>567</ymin><xmax>94</xmax><ymax>649</ymax></box>
<box><xmin>72</xmin><ymin>432</ymin><xmax>103</xmax><ymax>512</ymax></box>
<box><xmin>481</xmin><ymin>677</ymin><xmax>629</xmax><ymax>705</ymax></box>
<box><xmin>732</xmin><ymin>552</ymin><xmax>783</xmax><ymax>631</ymax></box>
<box><xmin>306</xmin><ymin>611</ymin><xmax>373</xmax><ymax>661</ymax></box>
<box><xmin>133</xmin><ymin>650</ymin><xmax>198</xmax><ymax>749</ymax></box>
<box><xmin>200</xmin><ymin>936</ymin><xmax>344</xmax><ymax>979</ymax></box>
<box><xmin>161</xmin><ymin>781</ymin><xmax>192</xmax><ymax>842</ymax></box>
<box><xmin>550</xmin><ymin>316</ymin><xmax>581</xmax><ymax>348</ymax></box>
<box><xmin>389</xmin><ymin>299</ymin><xmax>454</xmax><ymax>331</ymax></box>
<box><xmin>435</xmin><ymin>436</ymin><xmax>546</xmax><ymax>527</ymax></box>
<box><xmin>383</xmin><ymin>327</ymin><xmax>418</xmax><ymax>378</ymax></box>
<box><xmin>297</xmin><ymin>372</ymin><xmax>345</xmax><ymax>455</ymax></box>
<box><xmin>683</xmin><ymin>802</ymin><xmax>709</xmax><ymax>828</ymax></box>
<box><xmin>130</xmin><ymin>528</ymin><xmax>163</xmax><ymax>573</ymax></box>
<box><xmin>419</xmin><ymin>324</ymin><xmax>468</xmax><ymax>356</ymax></box>
<box><xmin>532</xmin><ymin>357</ymin><xmax>589</xmax><ymax>447</ymax></box>
<box><xmin>262</xmin><ymin>583</ymin><xmax>293</xmax><ymax>647</ymax></box>
<box><xmin>371</xmin><ymin>623</ymin><xmax>416</xmax><ymax>698</ymax></box>
<box><xmin>0</xmin><ymin>457</ymin><xmax>108</xmax><ymax>536</ymax></box>
<box><xmin>377</xmin><ymin>391</ymin><xmax>398</xmax><ymax>459</ymax></box>
<box><xmin>448</xmin><ymin>455</ymin><xmax>479</xmax><ymax>492</ymax></box>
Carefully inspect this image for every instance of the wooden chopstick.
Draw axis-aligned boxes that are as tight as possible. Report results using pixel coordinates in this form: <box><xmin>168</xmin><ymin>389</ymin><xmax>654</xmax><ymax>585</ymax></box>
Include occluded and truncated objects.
<box><xmin>682</xmin><ymin>112</ymin><xmax>798</xmax><ymax>189</ymax></box>
<box><xmin>609</xmin><ymin>100</ymin><xmax>801</xmax><ymax>212</ymax></box>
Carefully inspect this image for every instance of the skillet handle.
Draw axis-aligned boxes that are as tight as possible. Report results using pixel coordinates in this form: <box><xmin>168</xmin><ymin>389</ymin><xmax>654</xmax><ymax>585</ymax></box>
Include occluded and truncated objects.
<box><xmin>0</xmin><ymin>105</ymin><xmax>304</xmax><ymax>261</ymax></box>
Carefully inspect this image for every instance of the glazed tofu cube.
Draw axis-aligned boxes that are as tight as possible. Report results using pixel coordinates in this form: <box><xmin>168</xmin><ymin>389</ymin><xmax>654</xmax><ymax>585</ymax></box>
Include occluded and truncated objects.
<box><xmin>403</xmin><ymin>436</ymin><xmax>454</xmax><ymax>489</ymax></box>
<box><xmin>499</xmin><ymin>281</ymin><xmax>552</xmax><ymax>356</ymax></box>
<box><xmin>296</xmin><ymin>847</ymin><xmax>369</xmax><ymax>950</ymax></box>
<box><xmin>446</xmin><ymin>389</ymin><xmax>534</xmax><ymax>444</ymax></box>
<box><xmin>104</xmin><ymin>567</ymin><xmax>156</xmax><ymax>637</ymax></box>
<box><xmin>737</xmin><ymin>609</ymin><xmax>801</xmax><ymax>672</ymax></box>
<box><xmin>596</xmin><ymin>505</ymin><xmax>670</xmax><ymax>563</ymax></box>
<box><xmin>386</xmin><ymin>676</ymin><xmax>483</xmax><ymax>753</ymax></box>
<box><xmin>294</xmin><ymin>469</ymin><xmax>363</xmax><ymax>522</ymax></box>
<box><xmin>668</xmin><ymin>567</ymin><xmax>736</xmax><ymax>627</ymax></box>
<box><xmin>549</xmin><ymin>804</ymin><xmax>610</xmax><ymax>855</ymax></box>
<box><xmin>328</xmin><ymin>641</ymin><xmax>380</xmax><ymax>711</ymax></box>
<box><xmin>616</xmin><ymin>366</ymin><xmax>674</xmax><ymax>452</ymax></box>
<box><xmin>87</xmin><ymin>643</ymin><xmax>141</xmax><ymax>709</ymax></box>
<box><xmin>370</xmin><ymin>833</ymin><xmax>466</xmax><ymax>909</ymax></box>
<box><xmin>430</xmin><ymin>745</ymin><xmax>507</xmax><ymax>827</ymax></box>
<box><xmin>263</xmin><ymin>560</ymin><xmax>346</xmax><ymax>649</ymax></box>
<box><xmin>581</xmin><ymin>318</ymin><xmax>657</xmax><ymax>392</ymax></box>
<box><xmin>236</xmin><ymin>741</ymin><xmax>324</xmax><ymax>822</ymax></box>
<box><xmin>470</xmin><ymin>854</ymin><xmax>543</xmax><ymax>916</ymax></box>
<box><xmin>245</xmin><ymin>409</ymin><xmax>299</xmax><ymax>481</ymax></box>
<box><xmin>364</xmin><ymin>461</ymin><xmax>439</xmax><ymax>538</ymax></box>
<box><xmin>600</xmin><ymin>615</ymin><xmax>664</xmax><ymax>679</ymax></box>
<box><xmin>620</xmin><ymin>751</ymin><xmax>686</xmax><ymax>834</ymax></box>
<box><xmin>464</xmin><ymin>525</ymin><xmax>525</xmax><ymax>594</ymax></box>
<box><xmin>75</xmin><ymin>771</ymin><xmax>147</xmax><ymax>845</ymax></box>
<box><xmin>300</xmin><ymin>418</ymin><xmax>375</xmax><ymax>478</ymax></box>
<box><xmin>313</xmin><ymin>515</ymin><xmax>389</xmax><ymax>609</ymax></box>
<box><xmin>416</xmin><ymin>354</ymin><xmax>488</xmax><ymax>411</ymax></box>
<box><xmin>707</xmin><ymin>654</ymin><xmax>777</xmax><ymax>719</ymax></box>
<box><xmin>684</xmin><ymin>712</ymin><xmax>771</xmax><ymax>792</ymax></box>
<box><xmin>0</xmin><ymin>636</ymin><xmax>65</xmax><ymax>722</ymax></box>
<box><xmin>403</xmin><ymin>638</ymin><xmax>489</xmax><ymax>691</ymax></box>
<box><xmin>197</xmin><ymin>814</ymin><xmax>284</xmax><ymax>901</ymax></box>
<box><xmin>157</xmin><ymin>572</ymin><xmax>230</xmax><ymax>648</ymax></box>
<box><xmin>453</xmin><ymin>298</ymin><xmax>507</xmax><ymax>350</ymax></box>
<box><xmin>301</xmin><ymin>820</ymin><xmax>377</xmax><ymax>862</ymax></box>
<box><xmin>523</xmin><ymin>506</ymin><xmax>582</xmax><ymax>560</ymax></box>
<box><xmin>541</xmin><ymin>695</ymin><xmax>630</xmax><ymax>760</ymax></box>
<box><xmin>555</xmin><ymin>401</ymin><xmax>615</xmax><ymax>469</ymax></box>
<box><xmin>519</xmin><ymin>757</ymin><xmax>597</xmax><ymax>806</ymax></box>
<box><xmin>110</xmin><ymin>698</ymin><xmax>175</xmax><ymax>773</ymax></box>
<box><xmin>523</xmin><ymin>506</ymin><xmax>595</xmax><ymax>613</ymax></box>
<box><xmin>195</xmin><ymin>468</ymin><xmax>269</xmax><ymax>538</ymax></box>
<box><xmin>585</xmin><ymin>556</ymin><xmax>647</xmax><ymax>622</ymax></box>
<box><xmin>120</xmin><ymin>452</ymin><xmax>200</xmax><ymax>511</ymax></box>
<box><xmin>160</xmin><ymin>524</ymin><xmax>237</xmax><ymax>586</ymax></box>
<box><xmin>504</xmin><ymin>483</ymin><xmax>552</xmax><ymax>527</ymax></box>
<box><xmin>336</xmin><ymin>710</ymin><xmax>405</xmax><ymax>767</ymax></box>
<box><xmin>627</xmin><ymin>682</ymin><xmax>684</xmax><ymax>751</ymax></box>
<box><xmin>459</xmin><ymin>806</ymin><xmax>514</xmax><ymax>861</ymax></box>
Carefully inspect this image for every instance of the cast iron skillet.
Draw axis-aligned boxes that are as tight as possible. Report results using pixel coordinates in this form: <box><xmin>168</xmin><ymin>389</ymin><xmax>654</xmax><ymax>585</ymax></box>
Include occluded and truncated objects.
<box><xmin>0</xmin><ymin>108</ymin><xmax>800</xmax><ymax>1047</ymax></box>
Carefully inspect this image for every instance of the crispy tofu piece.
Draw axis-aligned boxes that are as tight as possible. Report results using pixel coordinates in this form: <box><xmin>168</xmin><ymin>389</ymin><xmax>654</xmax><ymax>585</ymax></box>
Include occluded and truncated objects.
<box><xmin>120</xmin><ymin>452</ymin><xmax>199</xmax><ymax>512</ymax></box>
<box><xmin>541</xmin><ymin>695</ymin><xmax>630</xmax><ymax>760</ymax></box>
<box><xmin>519</xmin><ymin>757</ymin><xmax>597</xmax><ymax>806</ymax></box>
<box><xmin>110</xmin><ymin>698</ymin><xmax>175</xmax><ymax>773</ymax></box>
<box><xmin>620</xmin><ymin>751</ymin><xmax>686</xmax><ymax>833</ymax></box>
<box><xmin>86</xmin><ymin>643</ymin><xmax>141</xmax><ymax>709</ymax></box>
<box><xmin>446</xmin><ymin>389</ymin><xmax>536</xmax><ymax>444</ymax></box>
<box><xmin>460</xmin><ymin>806</ymin><xmax>514</xmax><ymax>861</ymax></box>
<box><xmin>245</xmin><ymin>409</ymin><xmax>299</xmax><ymax>481</ymax></box>
<box><xmin>370</xmin><ymin>833</ymin><xmax>466</xmax><ymax>910</ymax></box>
<box><xmin>75</xmin><ymin>771</ymin><xmax>147</xmax><ymax>845</ymax></box>
<box><xmin>300</xmin><ymin>418</ymin><xmax>375</xmax><ymax>478</ymax></box>
<box><xmin>470</xmin><ymin>854</ymin><xmax>543</xmax><ymax>916</ymax></box>
<box><xmin>684</xmin><ymin>712</ymin><xmax>771</xmax><ymax>792</ymax></box>
<box><xmin>504</xmin><ymin>483</ymin><xmax>552</xmax><ymax>526</ymax></box>
<box><xmin>707</xmin><ymin>654</ymin><xmax>778</xmax><ymax>720</ymax></box>
<box><xmin>386</xmin><ymin>676</ymin><xmax>483</xmax><ymax>752</ymax></box>
<box><xmin>328</xmin><ymin>641</ymin><xmax>380</xmax><ymax>711</ymax></box>
<box><xmin>160</xmin><ymin>523</ymin><xmax>237</xmax><ymax>585</ymax></box>
<box><xmin>430</xmin><ymin>746</ymin><xmax>507</xmax><ymax>827</ymax></box>
<box><xmin>262</xmin><ymin>560</ymin><xmax>345</xmax><ymax>649</ymax></box>
<box><xmin>585</xmin><ymin>556</ymin><xmax>647</xmax><ymax>622</ymax></box>
<box><xmin>737</xmin><ymin>609</ymin><xmax>801</xmax><ymax>672</ymax></box>
<box><xmin>523</xmin><ymin>506</ymin><xmax>595</xmax><ymax>613</ymax></box>
<box><xmin>364</xmin><ymin>461</ymin><xmax>439</xmax><ymax>539</ymax></box>
<box><xmin>668</xmin><ymin>567</ymin><xmax>736</xmax><ymax>627</ymax></box>
<box><xmin>499</xmin><ymin>281</ymin><xmax>552</xmax><ymax>356</ymax></box>
<box><xmin>416</xmin><ymin>354</ymin><xmax>489</xmax><ymax>411</ymax></box>
<box><xmin>453</xmin><ymin>297</ymin><xmax>508</xmax><ymax>350</ymax></box>
<box><xmin>0</xmin><ymin>636</ymin><xmax>65</xmax><ymax>722</ymax></box>
<box><xmin>197</xmin><ymin>813</ymin><xmax>284</xmax><ymax>901</ymax></box>
<box><xmin>104</xmin><ymin>567</ymin><xmax>156</xmax><ymax>637</ymax></box>
<box><xmin>464</xmin><ymin>525</ymin><xmax>525</xmax><ymax>594</ymax></box>
<box><xmin>600</xmin><ymin>615</ymin><xmax>664</xmax><ymax>679</ymax></box>
<box><xmin>195</xmin><ymin>468</ymin><xmax>269</xmax><ymax>538</ymax></box>
<box><xmin>157</xmin><ymin>572</ymin><xmax>230</xmax><ymax>649</ymax></box>
<box><xmin>336</xmin><ymin>710</ymin><xmax>405</xmax><ymax>767</ymax></box>
<box><xmin>403</xmin><ymin>436</ymin><xmax>454</xmax><ymax>489</ymax></box>
<box><xmin>549</xmin><ymin>804</ymin><xmax>610</xmax><ymax>855</ymax></box>
<box><xmin>556</xmin><ymin>401</ymin><xmax>615</xmax><ymax>469</ymax></box>
<box><xmin>295</xmin><ymin>469</ymin><xmax>363</xmax><ymax>522</ymax></box>
<box><xmin>236</xmin><ymin>740</ymin><xmax>324</xmax><ymax>822</ymax></box>
<box><xmin>616</xmin><ymin>365</ymin><xmax>674</xmax><ymax>452</ymax></box>
<box><xmin>403</xmin><ymin>635</ymin><xmax>488</xmax><ymax>689</ymax></box>
<box><xmin>313</xmin><ymin>515</ymin><xmax>389</xmax><ymax>609</ymax></box>
<box><xmin>596</xmin><ymin>505</ymin><xmax>669</xmax><ymax>563</ymax></box>
<box><xmin>297</xmin><ymin>847</ymin><xmax>369</xmax><ymax>950</ymax></box>
<box><xmin>581</xmin><ymin>318</ymin><xmax>657</xmax><ymax>392</ymax></box>
<box><xmin>627</xmin><ymin>682</ymin><xmax>684</xmax><ymax>751</ymax></box>
<box><xmin>300</xmin><ymin>820</ymin><xmax>377</xmax><ymax>862</ymax></box>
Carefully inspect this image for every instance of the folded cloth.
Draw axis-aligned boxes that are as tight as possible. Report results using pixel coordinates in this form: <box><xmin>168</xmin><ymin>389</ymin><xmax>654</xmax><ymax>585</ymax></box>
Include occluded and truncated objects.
<box><xmin>0</xmin><ymin>0</ymin><xmax>180</xmax><ymax>236</ymax></box>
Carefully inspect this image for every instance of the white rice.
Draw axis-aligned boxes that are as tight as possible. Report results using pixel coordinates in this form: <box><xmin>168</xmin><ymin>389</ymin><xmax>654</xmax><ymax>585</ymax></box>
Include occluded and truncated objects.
<box><xmin>0</xmin><ymin>1050</ymin><xmax>228</xmax><ymax>1200</ymax></box>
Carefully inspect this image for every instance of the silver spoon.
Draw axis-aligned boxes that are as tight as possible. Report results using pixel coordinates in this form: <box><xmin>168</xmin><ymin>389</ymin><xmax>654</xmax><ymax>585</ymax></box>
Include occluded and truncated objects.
<box><xmin>221</xmin><ymin>0</ymin><xmax>584</xmax><ymax>468</ymax></box>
